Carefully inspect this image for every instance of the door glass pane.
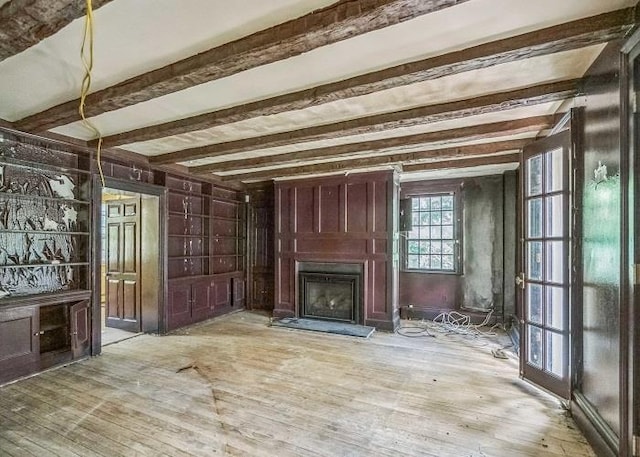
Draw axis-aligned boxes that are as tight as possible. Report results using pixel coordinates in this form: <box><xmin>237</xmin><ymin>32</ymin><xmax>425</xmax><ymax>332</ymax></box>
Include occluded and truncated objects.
<box><xmin>545</xmin><ymin>286</ymin><xmax>565</xmax><ymax>331</ymax></box>
<box><xmin>527</xmin><ymin>155</ymin><xmax>543</xmax><ymax>196</ymax></box>
<box><xmin>545</xmin><ymin>330</ymin><xmax>565</xmax><ymax>378</ymax></box>
<box><xmin>545</xmin><ymin>241</ymin><xmax>564</xmax><ymax>283</ymax></box>
<box><xmin>527</xmin><ymin>284</ymin><xmax>543</xmax><ymax>324</ymax></box>
<box><xmin>545</xmin><ymin>148</ymin><xmax>564</xmax><ymax>192</ymax></box>
<box><xmin>527</xmin><ymin>325</ymin><xmax>543</xmax><ymax>369</ymax></box>
<box><xmin>527</xmin><ymin>241</ymin><xmax>543</xmax><ymax>281</ymax></box>
<box><xmin>545</xmin><ymin>195</ymin><xmax>564</xmax><ymax>238</ymax></box>
<box><xmin>527</xmin><ymin>198</ymin><xmax>543</xmax><ymax>237</ymax></box>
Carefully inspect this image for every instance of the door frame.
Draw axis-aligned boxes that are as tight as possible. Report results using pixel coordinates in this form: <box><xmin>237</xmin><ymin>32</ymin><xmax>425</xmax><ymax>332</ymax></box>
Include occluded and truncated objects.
<box><xmin>622</xmin><ymin>31</ymin><xmax>640</xmax><ymax>457</ymax></box>
<box><xmin>91</xmin><ymin>176</ymin><xmax>167</xmax><ymax>355</ymax></box>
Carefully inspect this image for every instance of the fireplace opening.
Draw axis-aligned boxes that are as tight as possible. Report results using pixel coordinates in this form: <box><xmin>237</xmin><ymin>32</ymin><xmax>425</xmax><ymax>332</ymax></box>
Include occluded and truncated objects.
<box><xmin>298</xmin><ymin>262</ymin><xmax>363</xmax><ymax>324</ymax></box>
<box><xmin>300</xmin><ymin>272</ymin><xmax>360</xmax><ymax>323</ymax></box>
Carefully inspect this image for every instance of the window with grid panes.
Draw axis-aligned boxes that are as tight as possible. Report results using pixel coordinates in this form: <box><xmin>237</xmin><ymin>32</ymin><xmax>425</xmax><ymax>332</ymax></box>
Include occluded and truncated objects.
<box><xmin>405</xmin><ymin>193</ymin><xmax>458</xmax><ymax>272</ymax></box>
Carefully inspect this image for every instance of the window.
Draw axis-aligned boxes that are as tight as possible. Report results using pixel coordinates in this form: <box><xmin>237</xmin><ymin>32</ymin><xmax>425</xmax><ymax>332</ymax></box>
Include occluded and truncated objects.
<box><xmin>405</xmin><ymin>193</ymin><xmax>459</xmax><ymax>272</ymax></box>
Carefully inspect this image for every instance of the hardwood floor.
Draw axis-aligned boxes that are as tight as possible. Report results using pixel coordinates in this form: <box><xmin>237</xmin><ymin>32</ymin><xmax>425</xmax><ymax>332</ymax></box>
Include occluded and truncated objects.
<box><xmin>0</xmin><ymin>311</ymin><xmax>595</xmax><ymax>457</ymax></box>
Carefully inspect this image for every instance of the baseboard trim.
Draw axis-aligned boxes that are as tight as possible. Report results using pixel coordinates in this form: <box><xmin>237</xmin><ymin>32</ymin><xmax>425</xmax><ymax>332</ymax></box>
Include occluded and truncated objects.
<box><xmin>572</xmin><ymin>393</ymin><xmax>618</xmax><ymax>457</ymax></box>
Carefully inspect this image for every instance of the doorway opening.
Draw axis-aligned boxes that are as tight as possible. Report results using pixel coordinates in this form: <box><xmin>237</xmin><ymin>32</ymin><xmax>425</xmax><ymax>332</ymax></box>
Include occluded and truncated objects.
<box><xmin>100</xmin><ymin>187</ymin><xmax>161</xmax><ymax>346</ymax></box>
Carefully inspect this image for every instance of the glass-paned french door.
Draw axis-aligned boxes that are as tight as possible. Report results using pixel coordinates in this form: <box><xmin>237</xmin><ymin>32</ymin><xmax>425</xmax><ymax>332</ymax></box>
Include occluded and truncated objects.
<box><xmin>520</xmin><ymin>130</ymin><xmax>571</xmax><ymax>399</ymax></box>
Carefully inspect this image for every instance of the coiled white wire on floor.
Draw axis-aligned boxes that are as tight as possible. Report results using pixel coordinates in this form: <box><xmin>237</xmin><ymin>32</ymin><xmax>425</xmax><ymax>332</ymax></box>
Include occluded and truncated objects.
<box><xmin>395</xmin><ymin>309</ymin><xmax>505</xmax><ymax>347</ymax></box>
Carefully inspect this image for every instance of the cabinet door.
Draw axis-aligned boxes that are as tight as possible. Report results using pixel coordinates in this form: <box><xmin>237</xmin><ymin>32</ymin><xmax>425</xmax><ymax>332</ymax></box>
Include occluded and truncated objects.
<box><xmin>191</xmin><ymin>280</ymin><xmax>211</xmax><ymax>321</ymax></box>
<box><xmin>70</xmin><ymin>300</ymin><xmax>91</xmax><ymax>359</ymax></box>
<box><xmin>213</xmin><ymin>279</ymin><xmax>232</xmax><ymax>313</ymax></box>
<box><xmin>0</xmin><ymin>307</ymin><xmax>39</xmax><ymax>384</ymax></box>
<box><xmin>233</xmin><ymin>278</ymin><xmax>245</xmax><ymax>309</ymax></box>
<box><xmin>167</xmin><ymin>284</ymin><xmax>192</xmax><ymax>330</ymax></box>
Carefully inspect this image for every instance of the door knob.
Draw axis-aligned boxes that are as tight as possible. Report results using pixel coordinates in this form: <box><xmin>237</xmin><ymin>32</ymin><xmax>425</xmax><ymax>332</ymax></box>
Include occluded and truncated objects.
<box><xmin>515</xmin><ymin>272</ymin><xmax>526</xmax><ymax>290</ymax></box>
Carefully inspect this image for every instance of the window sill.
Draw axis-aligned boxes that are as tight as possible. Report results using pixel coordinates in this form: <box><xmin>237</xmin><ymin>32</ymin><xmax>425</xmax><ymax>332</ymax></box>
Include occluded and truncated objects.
<box><xmin>401</xmin><ymin>268</ymin><xmax>461</xmax><ymax>276</ymax></box>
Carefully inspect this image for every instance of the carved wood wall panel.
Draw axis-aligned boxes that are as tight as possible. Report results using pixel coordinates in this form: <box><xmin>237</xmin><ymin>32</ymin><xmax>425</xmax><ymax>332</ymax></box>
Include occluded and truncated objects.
<box><xmin>274</xmin><ymin>171</ymin><xmax>398</xmax><ymax>330</ymax></box>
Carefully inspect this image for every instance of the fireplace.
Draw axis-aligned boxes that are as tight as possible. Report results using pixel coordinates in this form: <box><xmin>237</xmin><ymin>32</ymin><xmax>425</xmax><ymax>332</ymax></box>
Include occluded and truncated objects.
<box><xmin>298</xmin><ymin>262</ymin><xmax>363</xmax><ymax>324</ymax></box>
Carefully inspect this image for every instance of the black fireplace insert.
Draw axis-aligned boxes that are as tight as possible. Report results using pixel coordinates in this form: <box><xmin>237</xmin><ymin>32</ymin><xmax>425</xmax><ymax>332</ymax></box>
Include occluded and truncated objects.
<box><xmin>299</xmin><ymin>272</ymin><xmax>360</xmax><ymax>323</ymax></box>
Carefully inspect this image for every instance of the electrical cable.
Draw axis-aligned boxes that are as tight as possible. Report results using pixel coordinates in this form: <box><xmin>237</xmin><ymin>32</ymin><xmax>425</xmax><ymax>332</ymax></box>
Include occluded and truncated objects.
<box><xmin>394</xmin><ymin>324</ymin><xmax>435</xmax><ymax>338</ymax></box>
<box><xmin>79</xmin><ymin>0</ymin><xmax>105</xmax><ymax>187</ymax></box>
<box><xmin>396</xmin><ymin>309</ymin><xmax>505</xmax><ymax>348</ymax></box>
<box><xmin>430</xmin><ymin>309</ymin><xmax>498</xmax><ymax>338</ymax></box>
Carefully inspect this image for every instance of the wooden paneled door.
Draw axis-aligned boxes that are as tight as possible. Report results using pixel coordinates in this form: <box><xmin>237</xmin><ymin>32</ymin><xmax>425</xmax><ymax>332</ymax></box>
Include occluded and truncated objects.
<box><xmin>248</xmin><ymin>189</ymin><xmax>274</xmax><ymax>311</ymax></box>
<box><xmin>519</xmin><ymin>130</ymin><xmax>572</xmax><ymax>399</ymax></box>
<box><xmin>105</xmin><ymin>197</ymin><xmax>142</xmax><ymax>332</ymax></box>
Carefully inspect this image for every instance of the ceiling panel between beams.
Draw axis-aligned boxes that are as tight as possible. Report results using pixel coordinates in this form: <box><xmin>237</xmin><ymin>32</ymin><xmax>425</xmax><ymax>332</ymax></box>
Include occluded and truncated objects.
<box><xmin>0</xmin><ymin>0</ymin><xmax>336</xmax><ymax>121</ymax></box>
<box><xmin>42</xmin><ymin>0</ymin><xmax>632</xmax><ymax>141</ymax></box>
<box><xmin>96</xmin><ymin>46</ymin><xmax>601</xmax><ymax>156</ymax></box>
<box><xmin>178</xmin><ymin>102</ymin><xmax>561</xmax><ymax>166</ymax></box>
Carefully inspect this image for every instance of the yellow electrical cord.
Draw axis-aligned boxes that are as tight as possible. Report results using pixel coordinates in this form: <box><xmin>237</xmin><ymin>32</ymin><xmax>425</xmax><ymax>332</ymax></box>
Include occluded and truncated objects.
<box><xmin>79</xmin><ymin>0</ymin><xmax>105</xmax><ymax>187</ymax></box>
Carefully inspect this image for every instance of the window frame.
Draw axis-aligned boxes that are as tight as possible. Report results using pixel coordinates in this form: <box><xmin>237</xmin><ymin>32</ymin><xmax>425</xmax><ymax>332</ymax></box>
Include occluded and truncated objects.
<box><xmin>401</xmin><ymin>190</ymin><xmax>463</xmax><ymax>275</ymax></box>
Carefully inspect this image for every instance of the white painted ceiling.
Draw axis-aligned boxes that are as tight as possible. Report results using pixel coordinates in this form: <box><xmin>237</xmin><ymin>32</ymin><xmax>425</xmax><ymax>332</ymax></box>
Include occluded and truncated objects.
<box><xmin>0</xmin><ymin>0</ymin><xmax>636</xmax><ymax>182</ymax></box>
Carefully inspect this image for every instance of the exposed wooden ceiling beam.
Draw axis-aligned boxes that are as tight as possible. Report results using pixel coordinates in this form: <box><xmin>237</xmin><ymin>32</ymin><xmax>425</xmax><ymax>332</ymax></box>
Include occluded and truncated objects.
<box><xmin>15</xmin><ymin>0</ymin><xmax>468</xmax><ymax>132</ymax></box>
<box><xmin>152</xmin><ymin>79</ymin><xmax>578</xmax><ymax>165</ymax></box>
<box><xmin>403</xmin><ymin>152</ymin><xmax>521</xmax><ymax>173</ymax></box>
<box><xmin>220</xmin><ymin>138</ymin><xmax>527</xmax><ymax>181</ymax></box>
<box><xmin>0</xmin><ymin>0</ymin><xmax>113</xmax><ymax>62</ymax></box>
<box><xmin>191</xmin><ymin>115</ymin><xmax>552</xmax><ymax>174</ymax></box>
<box><xmin>102</xmin><ymin>7</ymin><xmax>635</xmax><ymax>149</ymax></box>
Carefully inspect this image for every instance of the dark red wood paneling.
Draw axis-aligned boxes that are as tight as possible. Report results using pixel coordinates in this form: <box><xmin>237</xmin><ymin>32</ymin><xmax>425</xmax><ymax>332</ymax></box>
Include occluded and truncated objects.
<box><xmin>233</xmin><ymin>278</ymin><xmax>245</xmax><ymax>308</ymax></box>
<box><xmin>167</xmin><ymin>283</ymin><xmax>192</xmax><ymax>330</ymax></box>
<box><xmin>399</xmin><ymin>273</ymin><xmax>459</xmax><ymax>311</ymax></box>
<box><xmin>0</xmin><ymin>307</ymin><xmax>39</xmax><ymax>383</ymax></box>
<box><xmin>277</xmin><ymin>258</ymin><xmax>293</xmax><ymax>308</ymax></box>
<box><xmin>346</xmin><ymin>182</ymin><xmax>368</xmax><ymax>232</ymax></box>
<box><xmin>373</xmin><ymin>239</ymin><xmax>387</xmax><ymax>254</ymax></box>
<box><xmin>295</xmin><ymin>187</ymin><xmax>315</xmax><ymax>233</ymax></box>
<box><xmin>274</xmin><ymin>171</ymin><xmax>398</xmax><ymax>329</ymax></box>
<box><xmin>319</xmin><ymin>185</ymin><xmax>340</xmax><ymax>233</ymax></box>
<box><xmin>191</xmin><ymin>279</ymin><xmax>211</xmax><ymax>321</ymax></box>
<box><xmin>214</xmin><ymin>280</ymin><xmax>231</xmax><ymax>309</ymax></box>
<box><xmin>371</xmin><ymin>260</ymin><xmax>388</xmax><ymax>315</ymax></box>
<box><xmin>374</xmin><ymin>180</ymin><xmax>388</xmax><ymax>233</ymax></box>
<box><xmin>297</xmin><ymin>239</ymin><xmax>368</xmax><ymax>254</ymax></box>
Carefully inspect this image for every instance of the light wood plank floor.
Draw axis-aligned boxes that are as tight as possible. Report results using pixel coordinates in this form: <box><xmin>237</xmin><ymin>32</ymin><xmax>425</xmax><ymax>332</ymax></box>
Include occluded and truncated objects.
<box><xmin>0</xmin><ymin>311</ymin><xmax>595</xmax><ymax>457</ymax></box>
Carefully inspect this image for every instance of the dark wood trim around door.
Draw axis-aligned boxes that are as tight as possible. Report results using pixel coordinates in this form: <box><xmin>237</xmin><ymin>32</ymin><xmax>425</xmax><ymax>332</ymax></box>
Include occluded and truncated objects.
<box><xmin>91</xmin><ymin>176</ymin><xmax>167</xmax><ymax>356</ymax></box>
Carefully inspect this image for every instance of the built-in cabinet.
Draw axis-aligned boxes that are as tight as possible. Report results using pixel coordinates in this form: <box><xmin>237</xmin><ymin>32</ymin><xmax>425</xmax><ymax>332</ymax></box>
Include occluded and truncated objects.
<box><xmin>158</xmin><ymin>173</ymin><xmax>245</xmax><ymax>331</ymax></box>
<box><xmin>0</xmin><ymin>130</ymin><xmax>92</xmax><ymax>384</ymax></box>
